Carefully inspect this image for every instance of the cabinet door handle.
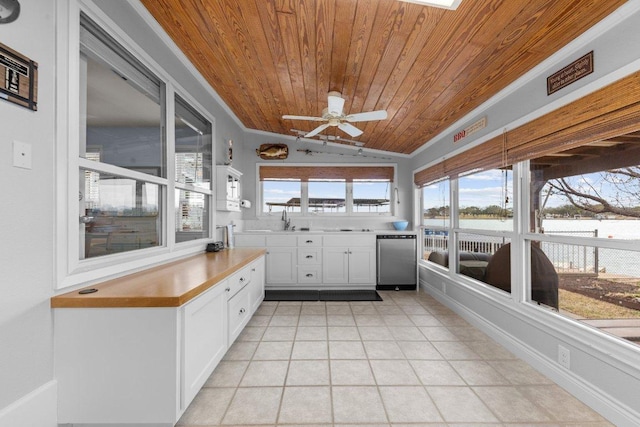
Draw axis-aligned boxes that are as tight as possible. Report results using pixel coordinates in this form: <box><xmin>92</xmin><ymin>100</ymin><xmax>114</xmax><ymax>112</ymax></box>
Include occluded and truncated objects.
<box><xmin>306</xmin><ymin>240</ymin><xmax>313</xmax><ymax>243</ymax></box>
<box><xmin>239</xmin><ymin>308</ymin><xmax>246</xmax><ymax>314</ymax></box>
<box><xmin>251</xmin><ymin>268</ymin><xmax>256</xmax><ymax>272</ymax></box>
<box><xmin>344</xmin><ymin>251</ymin><xmax>349</xmax><ymax>254</ymax></box>
<box><xmin>306</xmin><ymin>255</ymin><xmax>313</xmax><ymax>259</ymax></box>
<box><xmin>225</xmin><ymin>287</ymin><xmax>231</xmax><ymax>292</ymax></box>
<box><xmin>306</xmin><ymin>273</ymin><xmax>313</xmax><ymax>277</ymax></box>
<box><xmin>239</xmin><ymin>277</ymin><xmax>246</xmax><ymax>283</ymax></box>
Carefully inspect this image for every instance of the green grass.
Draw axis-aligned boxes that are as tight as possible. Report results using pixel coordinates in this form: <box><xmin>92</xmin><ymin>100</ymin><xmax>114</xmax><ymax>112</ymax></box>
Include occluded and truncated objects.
<box><xmin>559</xmin><ymin>289</ymin><xmax>640</xmax><ymax>319</ymax></box>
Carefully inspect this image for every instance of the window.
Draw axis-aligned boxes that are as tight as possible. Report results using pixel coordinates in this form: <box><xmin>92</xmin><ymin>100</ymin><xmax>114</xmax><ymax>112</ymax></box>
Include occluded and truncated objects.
<box><xmin>422</xmin><ymin>178</ymin><xmax>450</xmax><ymax>265</ymax></box>
<box><xmin>259</xmin><ymin>165</ymin><xmax>395</xmax><ymax>216</ymax></box>
<box><xmin>62</xmin><ymin>11</ymin><xmax>214</xmax><ymax>287</ymax></box>
<box><xmin>528</xmin><ymin>136</ymin><xmax>640</xmax><ymax>341</ymax></box>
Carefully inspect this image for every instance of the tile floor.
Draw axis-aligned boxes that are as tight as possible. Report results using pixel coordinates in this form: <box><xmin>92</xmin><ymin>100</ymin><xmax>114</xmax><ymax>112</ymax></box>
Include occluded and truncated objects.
<box><xmin>178</xmin><ymin>290</ymin><xmax>613</xmax><ymax>426</ymax></box>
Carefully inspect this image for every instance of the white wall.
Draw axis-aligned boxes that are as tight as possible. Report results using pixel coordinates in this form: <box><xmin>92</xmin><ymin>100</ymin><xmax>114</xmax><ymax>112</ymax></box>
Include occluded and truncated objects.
<box><xmin>412</xmin><ymin>3</ymin><xmax>640</xmax><ymax>426</ymax></box>
<box><xmin>0</xmin><ymin>1</ymin><xmax>57</xmax><ymax>425</ymax></box>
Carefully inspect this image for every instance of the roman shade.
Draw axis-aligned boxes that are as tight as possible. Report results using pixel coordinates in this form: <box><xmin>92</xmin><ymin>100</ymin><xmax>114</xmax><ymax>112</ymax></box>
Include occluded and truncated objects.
<box><xmin>415</xmin><ymin>70</ymin><xmax>640</xmax><ymax>187</ymax></box>
<box><xmin>260</xmin><ymin>165</ymin><xmax>394</xmax><ymax>182</ymax></box>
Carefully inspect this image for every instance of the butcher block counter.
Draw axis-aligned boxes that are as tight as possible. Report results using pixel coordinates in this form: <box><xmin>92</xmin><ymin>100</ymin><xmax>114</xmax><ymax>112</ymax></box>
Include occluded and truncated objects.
<box><xmin>51</xmin><ymin>247</ymin><xmax>265</xmax><ymax>308</ymax></box>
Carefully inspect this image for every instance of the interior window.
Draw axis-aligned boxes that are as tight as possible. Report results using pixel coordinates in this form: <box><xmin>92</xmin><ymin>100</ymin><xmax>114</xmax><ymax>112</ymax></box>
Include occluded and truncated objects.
<box><xmin>422</xmin><ymin>179</ymin><xmax>450</xmax><ymax>264</ymax></box>
<box><xmin>458</xmin><ymin>168</ymin><xmax>513</xmax><ymax>231</ymax></box>
<box><xmin>352</xmin><ymin>179</ymin><xmax>390</xmax><ymax>213</ymax></box>
<box><xmin>308</xmin><ymin>179</ymin><xmax>346</xmax><ymax>213</ymax></box>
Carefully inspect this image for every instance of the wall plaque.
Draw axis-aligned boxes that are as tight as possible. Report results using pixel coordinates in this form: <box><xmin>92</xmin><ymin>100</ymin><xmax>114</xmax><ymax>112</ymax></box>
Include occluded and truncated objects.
<box><xmin>547</xmin><ymin>51</ymin><xmax>593</xmax><ymax>96</ymax></box>
<box><xmin>0</xmin><ymin>41</ymin><xmax>37</xmax><ymax>111</ymax></box>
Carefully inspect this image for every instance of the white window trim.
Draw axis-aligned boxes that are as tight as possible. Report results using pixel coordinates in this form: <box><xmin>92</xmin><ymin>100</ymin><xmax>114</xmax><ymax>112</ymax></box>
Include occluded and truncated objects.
<box><xmin>55</xmin><ymin>0</ymin><xmax>217</xmax><ymax>290</ymax></box>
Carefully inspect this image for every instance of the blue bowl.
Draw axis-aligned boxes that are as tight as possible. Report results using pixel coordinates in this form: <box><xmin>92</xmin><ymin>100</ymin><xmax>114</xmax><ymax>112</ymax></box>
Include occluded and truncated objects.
<box><xmin>392</xmin><ymin>220</ymin><xmax>408</xmax><ymax>231</ymax></box>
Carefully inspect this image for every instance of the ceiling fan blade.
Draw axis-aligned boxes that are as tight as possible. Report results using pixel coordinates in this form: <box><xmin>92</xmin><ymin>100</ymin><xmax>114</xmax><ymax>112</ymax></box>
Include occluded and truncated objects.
<box><xmin>305</xmin><ymin>123</ymin><xmax>331</xmax><ymax>138</ymax></box>
<box><xmin>338</xmin><ymin>122</ymin><xmax>363</xmax><ymax>137</ymax></box>
<box><xmin>344</xmin><ymin>109</ymin><xmax>388</xmax><ymax>122</ymax></box>
<box><xmin>327</xmin><ymin>93</ymin><xmax>345</xmax><ymax>116</ymax></box>
<box><xmin>283</xmin><ymin>114</ymin><xmax>326</xmax><ymax>122</ymax></box>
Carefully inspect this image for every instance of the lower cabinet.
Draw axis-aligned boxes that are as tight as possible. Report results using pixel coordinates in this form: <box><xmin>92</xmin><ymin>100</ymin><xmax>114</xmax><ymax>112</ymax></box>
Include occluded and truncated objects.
<box><xmin>54</xmin><ymin>255</ymin><xmax>265</xmax><ymax>426</ymax></box>
<box><xmin>182</xmin><ymin>283</ymin><xmax>228</xmax><ymax>408</ymax></box>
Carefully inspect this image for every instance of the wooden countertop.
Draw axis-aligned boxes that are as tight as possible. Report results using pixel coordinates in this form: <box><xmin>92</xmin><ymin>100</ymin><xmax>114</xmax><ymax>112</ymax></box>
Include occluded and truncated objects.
<box><xmin>51</xmin><ymin>248</ymin><xmax>266</xmax><ymax>308</ymax></box>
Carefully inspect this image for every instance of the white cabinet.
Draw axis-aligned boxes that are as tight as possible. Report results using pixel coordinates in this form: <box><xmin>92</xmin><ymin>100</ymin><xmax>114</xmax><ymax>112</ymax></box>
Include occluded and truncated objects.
<box><xmin>217</xmin><ymin>165</ymin><xmax>242</xmax><ymax>211</ymax></box>
<box><xmin>182</xmin><ymin>283</ymin><xmax>228</xmax><ymax>408</ymax></box>
<box><xmin>322</xmin><ymin>235</ymin><xmax>376</xmax><ymax>285</ymax></box>
<box><xmin>265</xmin><ymin>235</ymin><xmax>297</xmax><ymax>285</ymax></box>
<box><xmin>249</xmin><ymin>257</ymin><xmax>266</xmax><ymax>312</ymax></box>
<box><xmin>226</xmin><ymin>258</ymin><xmax>265</xmax><ymax>344</ymax></box>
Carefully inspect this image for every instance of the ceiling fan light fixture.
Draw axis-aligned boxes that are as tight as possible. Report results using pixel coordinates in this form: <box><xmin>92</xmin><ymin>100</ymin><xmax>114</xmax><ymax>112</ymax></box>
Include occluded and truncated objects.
<box><xmin>398</xmin><ymin>0</ymin><xmax>462</xmax><ymax>10</ymax></box>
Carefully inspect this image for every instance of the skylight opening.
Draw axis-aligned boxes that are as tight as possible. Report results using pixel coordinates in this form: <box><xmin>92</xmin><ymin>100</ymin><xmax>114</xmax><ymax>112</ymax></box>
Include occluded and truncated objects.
<box><xmin>399</xmin><ymin>0</ymin><xmax>463</xmax><ymax>10</ymax></box>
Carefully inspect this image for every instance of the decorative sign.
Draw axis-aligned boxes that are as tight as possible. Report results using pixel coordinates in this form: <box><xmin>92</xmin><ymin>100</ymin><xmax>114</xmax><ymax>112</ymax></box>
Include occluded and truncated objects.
<box><xmin>547</xmin><ymin>51</ymin><xmax>593</xmax><ymax>95</ymax></box>
<box><xmin>453</xmin><ymin>116</ymin><xmax>487</xmax><ymax>143</ymax></box>
<box><xmin>0</xmin><ymin>42</ymin><xmax>37</xmax><ymax>110</ymax></box>
<box><xmin>256</xmin><ymin>143</ymin><xmax>288</xmax><ymax>160</ymax></box>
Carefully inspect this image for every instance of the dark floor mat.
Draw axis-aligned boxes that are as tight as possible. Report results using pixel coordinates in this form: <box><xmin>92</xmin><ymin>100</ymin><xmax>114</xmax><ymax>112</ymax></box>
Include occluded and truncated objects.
<box><xmin>264</xmin><ymin>289</ymin><xmax>383</xmax><ymax>302</ymax></box>
<box><xmin>264</xmin><ymin>290</ymin><xmax>320</xmax><ymax>301</ymax></box>
<box><xmin>319</xmin><ymin>290</ymin><xmax>383</xmax><ymax>301</ymax></box>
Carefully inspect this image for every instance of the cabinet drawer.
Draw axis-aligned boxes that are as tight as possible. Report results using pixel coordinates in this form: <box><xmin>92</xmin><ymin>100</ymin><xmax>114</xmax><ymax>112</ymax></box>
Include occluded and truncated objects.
<box><xmin>297</xmin><ymin>266</ymin><xmax>322</xmax><ymax>284</ymax></box>
<box><xmin>266</xmin><ymin>235</ymin><xmax>297</xmax><ymax>247</ymax></box>
<box><xmin>226</xmin><ymin>265</ymin><xmax>251</xmax><ymax>298</ymax></box>
<box><xmin>323</xmin><ymin>234</ymin><xmax>374</xmax><ymax>247</ymax></box>
<box><xmin>297</xmin><ymin>235</ymin><xmax>322</xmax><ymax>247</ymax></box>
<box><xmin>228</xmin><ymin>285</ymin><xmax>251</xmax><ymax>344</ymax></box>
<box><xmin>298</xmin><ymin>248</ymin><xmax>322</xmax><ymax>264</ymax></box>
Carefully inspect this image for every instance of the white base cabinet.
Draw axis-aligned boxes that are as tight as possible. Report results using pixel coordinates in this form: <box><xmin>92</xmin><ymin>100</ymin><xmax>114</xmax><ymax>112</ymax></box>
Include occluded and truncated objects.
<box><xmin>54</xmin><ymin>255</ymin><xmax>265</xmax><ymax>426</ymax></box>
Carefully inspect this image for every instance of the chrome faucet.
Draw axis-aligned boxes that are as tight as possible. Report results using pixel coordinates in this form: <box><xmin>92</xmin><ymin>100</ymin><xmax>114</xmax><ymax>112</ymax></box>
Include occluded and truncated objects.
<box><xmin>282</xmin><ymin>210</ymin><xmax>291</xmax><ymax>230</ymax></box>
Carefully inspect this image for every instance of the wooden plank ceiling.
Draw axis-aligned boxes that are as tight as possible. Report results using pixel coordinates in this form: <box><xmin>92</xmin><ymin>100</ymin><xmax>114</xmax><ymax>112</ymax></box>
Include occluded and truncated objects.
<box><xmin>141</xmin><ymin>0</ymin><xmax>625</xmax><ymax>155</ymax></box>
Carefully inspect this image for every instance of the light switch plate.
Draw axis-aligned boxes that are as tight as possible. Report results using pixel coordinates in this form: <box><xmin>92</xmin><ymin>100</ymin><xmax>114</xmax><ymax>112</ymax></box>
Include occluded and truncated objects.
<box><xmin>13</xmin><ymin>140</ymin><xmax>32</xmax><ymax>169</ymax></box>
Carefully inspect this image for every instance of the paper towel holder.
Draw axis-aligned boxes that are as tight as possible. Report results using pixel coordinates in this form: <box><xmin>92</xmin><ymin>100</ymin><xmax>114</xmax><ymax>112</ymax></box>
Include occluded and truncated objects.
<box><xmin>240</xmin><ymin>199</ymin><xmax>251</xmax><ymax>208</ymax></box>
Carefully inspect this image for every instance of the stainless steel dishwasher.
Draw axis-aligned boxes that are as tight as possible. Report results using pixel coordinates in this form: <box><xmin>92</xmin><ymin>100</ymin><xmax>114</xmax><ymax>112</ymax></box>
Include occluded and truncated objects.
<box><xmin>376</xmin><ymin>234</ymin><xmax>417</xmax><ymax>290</ymax></box>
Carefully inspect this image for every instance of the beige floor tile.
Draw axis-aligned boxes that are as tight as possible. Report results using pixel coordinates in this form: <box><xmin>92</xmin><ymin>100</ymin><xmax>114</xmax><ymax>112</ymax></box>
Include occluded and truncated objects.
<box><xmin>382</xmin><ymin>314</ymin><xmax>414</xmax><ymax>326</ymax></box>
<box><xmin>449</xmin><ymin>360</ymin><xmax>510</xmax><ymax>385</ymax></box>
<box><xmin>359</xmin><ymin>326</ymin><xmax>395</xmax><ymax>340</ymax></box>
<box><xmin>473</xmin><ymin>386</ymin><xmax>553</xmax><ymax>423</ymax></box>
<box><xmin>327</xmin><ymin>314</ymin><xmax>356</xmax><ymax>326</ymax></box>
<box><xmin>332</xmin><ymin>386</ymin><xmax>388</xmax><ymax>423</ymax></box>
<box><xmin>410</xmin><ymin>360</ymin><xmax>466</xmax><ymax>385</ymax></box>
<box><xmin>389</xmin><ymin>326</ymin><xmax>427</xmax><ymax>341</ymax></box>
<box><xmin>255</xmin><ymin>303</ymin><xmax>277</xmax><ymax>316</ymax></box>
<box><xmin>236</xmin><ymin>325</ymin><xmax>266</xmax><ymax>341</ymax></box>
<box><xmin>296</xmin><ymin>326</ymin><xmax>328</xmax><ymax>340</ymax></box>
<box><xmin>286</xmin><ymin>360</ymin><xmax>330</xmax><ymax>385</ymax></box>
<box><xmin>419</xmin><ymin>326</ymin><xmax>459</xmax><ymax>341</ymax></box>
<box><xmin>204</xmin><ymin>360</ymin><xmax>248</xmax><ymax>387</ymax></box>
<box><xmin>375</xmin><ymin>305</ymin><xmax>405</xmax><ymax>315</ymax></box>
<box><xmin>409</xmin><ymin>314</ymin><xmax>443</xmax><ymax>326</ymax></box>
<box><xmin>370</xmin><ymin>360</ymin><xmax>421</xmax><ymax>385</ymax></box>
<box><xmin>274</xmin><ymin>305</ymin><xmax>301</xmax><ymax>316</ymax></box>
<box><xmin>223</xmin><ymin>341</ymin><xmax>258</xmax><ymax>361</ymax></box>
<box><xmin>427</xmin><ymin>386</ymin><xmax>499</xmax><ymax>423</ymax></box>
<box><xmin>401</xmin><ymin>305</ymin><xmax>430</xmax><ymax>315</ymax></box>
<box><xmin>221</xmin><ymin>387</ymin><xmax>282</xmax><ymax>425</ymax></box>
<box><xmin>397</xmin><ymin>340</ymin><xmax>442</xmax><ymax>360</ymax></box>
<box><xmin>432</xmin><ymin>341</ymin><xmax>482</xmax><ymax>360</ymax></box>
<box><xmin>326</xmin><ymin>305</ymin><xmax>353</xmax><ymax>315</ymax></box>
<box><xmin>298</xmin><ymin>314</ymin><xmax>327</xmax><ymax>326</ymax></box>
<box><xmin>278</xmin><ymin>386</ymin><xmax>332</xmax><ymax>424</ymax></box>
<box><xmin>329</xmin><ymin>340</ymin><xmax>367</xmax><ymax>359</ymax></box>
<box><xmin>354</xmin><ymin>314</ymin><xmax>386</xmax><ymax>326</ymax></box>
<box><xmin>300</xmin><ymin>303</ymin><xmax>326</xmax><ymax>315</ymax></box>
<box><xmin>240</xmin><ymin>360</ymin><xmax>289</xmax><ymax>386</ymax></box>
<box><xmin>291</xmin><ymin>340</ymin><xmax>328</xmax><ymax>359</ymax></box>
<box><xmin>447</xmin><ymin>326</ymin><xmax>491</xmax><ymax>341</ymax></box>
<box><xmin>261</xmin><ymin>326</ymin><xmax>296</xmax><ymax>341</ymax></box>
<box><xmin>328</xmin><ymin>326</ymin><xmax>360</xmax><ymax>340</ymax></box>
<box><xmin>268</xmin><ymin>315</ymin><xmax>299</xmax><ymax>326</ymax></box>
<box><xmin>253</xmin><ymin>341</ymin><xmax>293</xmax><ymax>360</ymax></box>
<box><xmin>466</xmin><ymin>339</ymin><xmax>517</xmax><ymax>360</ymax></box>
<box><xmin>378</xmin><ymin>386</ymin><xmax>442</xmax><ymax>423</ymax></box>
<box><xmin>487</xmin><ymin>359</ymin><xmax>554</xmax><ymax>385</ymax></box>
<box><xmin>363</xmin><ymin>340</ymin><xmax>405</xmax><ymax>359</ymax></box>
<box><xmin>247</xmin><ymin>315</ymin><xmax>271</xmax><ymax>327</ymax></box>
<box><xmin>520</xmin><ymin>385</ymin><xmax>613</xmax><ymax>423</ymax></box>
<box><xmin>177</xmin><ymin>387</ymin><xmax>235</xmax><ymax>425</ymax></box>
<box><xmin>330</xmin><ymin>359</ymin><xmax>376</xmax><ymax>385</ymax></box>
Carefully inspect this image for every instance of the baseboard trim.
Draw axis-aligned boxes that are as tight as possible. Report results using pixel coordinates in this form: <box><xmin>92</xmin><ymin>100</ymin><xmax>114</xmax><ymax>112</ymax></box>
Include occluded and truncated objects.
<box><xmin>0</xmin><ymin>380</ymin><xmax>57</xmax><ymax>427</ymax></box>
<box><xmin>419</xmin><ymin>279</ymin><xmax>640</xmax><ymax>427</ymax></box>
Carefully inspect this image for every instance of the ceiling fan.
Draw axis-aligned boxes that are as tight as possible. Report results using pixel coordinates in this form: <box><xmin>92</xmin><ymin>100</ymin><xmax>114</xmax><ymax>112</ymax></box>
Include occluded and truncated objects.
<box><xmin>283</xmin><ymin>91</ymin><xmax>387</xmax><ymax>138</ymax></box>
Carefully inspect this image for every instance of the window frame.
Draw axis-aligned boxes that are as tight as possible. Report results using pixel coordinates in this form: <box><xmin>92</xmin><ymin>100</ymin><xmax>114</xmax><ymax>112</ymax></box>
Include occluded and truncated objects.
<box><xmin>55</xmin><ymin>1</ymin><xmax>215</xmax><ymax>289</ymax></box>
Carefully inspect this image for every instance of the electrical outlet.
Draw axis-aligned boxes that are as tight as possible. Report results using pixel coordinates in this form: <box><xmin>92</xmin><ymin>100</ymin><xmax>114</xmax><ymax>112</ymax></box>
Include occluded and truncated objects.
<box><xmin>558</xmin><ymin>345</ymin><xmax>571</xmax><ymax>369</ymax></box>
